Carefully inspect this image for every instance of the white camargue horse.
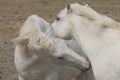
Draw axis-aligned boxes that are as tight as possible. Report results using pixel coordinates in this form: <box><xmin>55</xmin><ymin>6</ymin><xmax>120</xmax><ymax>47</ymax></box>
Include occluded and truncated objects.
<box><xmin>52</xmin><ymin>3</ymin><xmax>120</xmax><ymax>80</ymax></box>
<box><xmin>13</xmin><ymin>15</ymin><xmax>90</xmax><ymax>80</ymax></box>
<box><xmin>34</xmin><ymin>14</ymin><xmax>95</xmax><ymax>80</ymax></box>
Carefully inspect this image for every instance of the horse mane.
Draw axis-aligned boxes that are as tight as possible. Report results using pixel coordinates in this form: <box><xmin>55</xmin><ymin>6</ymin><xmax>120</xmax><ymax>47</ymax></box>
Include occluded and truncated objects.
<box><xmin>19</xmin><ymin>15</ymin><xmax>44</xmax><ymax>45</ymax></box>
<box><xmin>70</xmin><ymin>3</ymin><xmax>120</xmax><ymax>29</ymax></box>
<box><xmin>70</xmin><ymin>3</ymin><xmax>98</xmax><ymax>20</ymax></box>
<box><xmin>12</xmin><ymin>15</ymin><xmax>55</xmax><ymax>54</ymax></box>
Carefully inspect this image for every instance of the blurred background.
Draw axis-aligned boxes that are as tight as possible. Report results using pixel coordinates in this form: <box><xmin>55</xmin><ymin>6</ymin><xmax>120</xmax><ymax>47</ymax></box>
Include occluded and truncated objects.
<box><xmin>0</xmin><ymin>0</ymin><xmax>119</xmax><ymax>80</ymax></box>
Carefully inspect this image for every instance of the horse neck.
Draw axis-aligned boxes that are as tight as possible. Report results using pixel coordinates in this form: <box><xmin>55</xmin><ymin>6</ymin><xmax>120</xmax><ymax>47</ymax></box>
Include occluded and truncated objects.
<box><xmin>71</xmin><ymin>16</ymin><xmax>102</xmax><ymax>61</ymax></box>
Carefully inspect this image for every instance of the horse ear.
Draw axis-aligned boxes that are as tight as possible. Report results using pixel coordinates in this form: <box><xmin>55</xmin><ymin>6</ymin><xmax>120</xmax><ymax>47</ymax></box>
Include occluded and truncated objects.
<box><xmin>67</xmin><ymin>3</ymin><xmax>72</xmax><ymax>13</ymax></box>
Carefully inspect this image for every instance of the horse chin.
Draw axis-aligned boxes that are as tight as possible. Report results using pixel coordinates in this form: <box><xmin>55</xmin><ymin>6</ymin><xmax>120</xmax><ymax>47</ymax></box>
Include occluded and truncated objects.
<box><xmin>69</xmin><ymin>64</ymin><xmax>90</xmax><ymax>72</ymax></box>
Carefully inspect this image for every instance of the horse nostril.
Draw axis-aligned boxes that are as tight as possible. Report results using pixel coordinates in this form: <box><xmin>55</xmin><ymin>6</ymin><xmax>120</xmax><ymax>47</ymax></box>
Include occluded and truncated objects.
<box><xmin>57</xmin><ymin>56</ymin><xmax>64</xmax><ymax>59</ymax></box>
<box><xmin>56</xmin><ymin>17</ymin><xmax>60</xmax><ymax>21</ymax></box>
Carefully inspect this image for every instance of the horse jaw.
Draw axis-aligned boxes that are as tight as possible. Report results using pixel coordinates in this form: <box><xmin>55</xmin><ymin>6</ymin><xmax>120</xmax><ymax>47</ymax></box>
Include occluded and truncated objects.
<box><xmin>52</xmin><ymin>20</ymin><xmax>73</xmax><ymax>40</ymax></box>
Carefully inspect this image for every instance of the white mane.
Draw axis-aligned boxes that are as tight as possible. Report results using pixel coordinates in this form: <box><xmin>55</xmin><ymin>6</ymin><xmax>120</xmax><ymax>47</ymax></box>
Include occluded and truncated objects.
<box><xmin>13</xmin><ymin>15</ymin><xmax>54</xmax><ymax>54</ymax></box>
<box><xmin>52</xmin><ymin>3</ymin><xmax>120</xmax><ymax>80</ymax></box>
<box><xmin>70</xmin><ymin>3</ymin><xmax>120</xmax><ymax>29</ymax></box>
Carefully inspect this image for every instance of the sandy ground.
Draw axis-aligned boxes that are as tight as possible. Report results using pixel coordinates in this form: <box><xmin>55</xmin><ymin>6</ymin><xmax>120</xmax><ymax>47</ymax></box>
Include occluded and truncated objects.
<box><xmin>0</xmin><ymin>0</ymin><xmax>120</xmax><ymax>80</ymax></box>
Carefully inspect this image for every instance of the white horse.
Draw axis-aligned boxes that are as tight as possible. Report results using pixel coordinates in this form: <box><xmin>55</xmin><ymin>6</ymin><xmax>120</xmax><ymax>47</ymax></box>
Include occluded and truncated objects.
<box><xmin>13</xmin><ymin>15</ymin><xmax>90</xmax><ymax>80</ymax></box>
<box><xmin>33</xmin><ymin>14</ymin><xmax>95</xmax><ymax>80</ymax></box>
<box><xmin>52</xmin><ymin>3</ymin><xmax>120</xmax><ymax>80</ymax></box>
<box><xmin>33</xmin><ymin>15</ymin><xmax>94</xmax><ymax>80</ymax></box>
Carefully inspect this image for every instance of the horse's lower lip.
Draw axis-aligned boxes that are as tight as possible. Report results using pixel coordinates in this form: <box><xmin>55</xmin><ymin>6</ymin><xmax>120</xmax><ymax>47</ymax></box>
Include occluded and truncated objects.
<box><xmin>76</xmin><ymin>66</ymin><xmax>90</xmax><ymax>72</ymax></box>
<box><xmin>69</xmin><ymin>64</ymin><xmax>90</xmax><ymax>72</ymax></box>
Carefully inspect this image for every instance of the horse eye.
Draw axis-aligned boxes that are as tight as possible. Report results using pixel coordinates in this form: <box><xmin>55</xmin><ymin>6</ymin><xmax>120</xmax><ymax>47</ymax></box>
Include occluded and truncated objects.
<box><xmin>56</xmin><ymin>17</ymin><xmax>60</xmax><ymax>21</ymax></box>
<box><xmin>57</xmin><ymin>56</ymin><xmax>64</xmax><ymax>60</ymax></box>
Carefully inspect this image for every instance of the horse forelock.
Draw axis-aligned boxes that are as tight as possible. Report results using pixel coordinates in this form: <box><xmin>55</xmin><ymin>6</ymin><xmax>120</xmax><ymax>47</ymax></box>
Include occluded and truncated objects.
<box><xmin>58</xmin><ymin>3</ymin><xmax>96</xmax><ymax>22</ymax></box>
<box><xmin>57</xmin><ymin>3</ymin><xmax>95</xmax><ymax>24</ymax></box>
<box><xmin>19</xmin><ymin>17</ymin><xmax>55</xmax><ymax>55</ymax></box>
